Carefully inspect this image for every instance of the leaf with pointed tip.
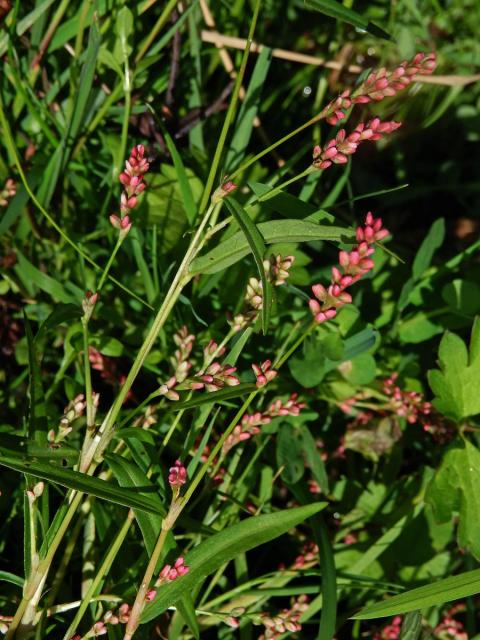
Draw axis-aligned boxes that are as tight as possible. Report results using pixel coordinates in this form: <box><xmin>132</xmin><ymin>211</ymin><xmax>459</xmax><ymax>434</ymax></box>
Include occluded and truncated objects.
<box><xmin>224</xmin><ymin>198</ymin><xmax>272</xmax><ymax>334</ymax></box>
<box><xmin>141</xmin><ymin>503</ymin><xmax>326</xmax><ymax>623</ymax></box>
<box><xmin>353</xmin><ymin>568</ymin><xmax>480</xmax><ymax>619</ymax></box>
<box><xmin>190</xmin><ymin>219</ymin><xmax>352</xmax><ymax>275</ymax></box>
<box><xmin>0</xmin><ymin>457</ymin><xmax>161</xmax><ymax>515</ymax></box>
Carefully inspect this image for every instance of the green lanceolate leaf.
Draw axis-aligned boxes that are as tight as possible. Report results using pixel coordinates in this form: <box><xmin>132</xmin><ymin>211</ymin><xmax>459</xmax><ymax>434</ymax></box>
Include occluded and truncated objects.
<box><xmin>0</xmin><ymin>457</ymin><xmax>161</xmax><ymax>515</ymax></box>
<box><xmin>141</xmin><ymin>503</ymin><xmax>327</xmax><ymax>623</ymax></box>
<box><xmin>190</xmin><ymin>219</ymin><xmax>352</xmax><ymax>275</ymax></box>
<box><xmin>304</xmin><ymin>0</ymin><xmax>390</xmax><ymax>40</ymax></box>
<box><xmin>105</xmin><ymin>456</ymin><xmax>166</xmax><ymax>555</ymax></box>
<box><xmin>224</xmin><ymin>197</ymin><xmax>272</xmax><ymax>334</ymax></box>
<box><xmin>425</xmin><ymin>439</ymin><xmax>480</xmax><ymax>560</ymax></box>
<box><xmin>427</xmin><ymin>317</ymin><xmax>480</xmax><ymax>420</ymax></box>
<box><xmin>0</xmin><ymin>433</ymin><xmax>78</xmax><ymax>464</ymax></box>
<box><xmin>353</xmin><ymin>568</ymin><xmax>480</xmax><ymax>619</ymax></box>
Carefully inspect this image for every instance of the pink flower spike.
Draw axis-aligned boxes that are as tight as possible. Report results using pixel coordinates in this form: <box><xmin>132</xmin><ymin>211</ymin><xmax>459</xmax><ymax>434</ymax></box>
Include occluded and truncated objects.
<box><xmin>168</xmin><ymin>460</ymin><xmax>187</xmax><ymax>488</ymax></box>
<box><xmin>252</xmin><ymin>360</ymin><xmax>278</xmax><ymax>388</ymax></box>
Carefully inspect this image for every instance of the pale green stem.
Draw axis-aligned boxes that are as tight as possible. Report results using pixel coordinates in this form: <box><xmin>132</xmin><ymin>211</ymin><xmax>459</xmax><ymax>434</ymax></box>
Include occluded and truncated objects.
<box><xmin>228</xmin><ymin>112</ymin><xmax>324</xmax><ymax>182</ymax></box>
<box><xmin>6</xmin><ymin>492</ymin><xmax>84</xmax><ymax>640</ymax></box>
<box><xmin>82</xmin><ymin>321</ymin><xmax>95</xmax><ymax>431</ymax></box>
<box><xmin>74</xmin><ymin>0</ymin><xmax>93</xmax><ymax>58</ymax></box>
<box><xmin>62</xmin><ymin>510</ymin><xmax>134</xmax><ymax>640</ymax></box>
<box><xmin>198</xmin><ymin>0</ymin><xmax>263</xmax><ymax>214</ymax></box>
<box><xmin>124</xmin><ymin>526</ymin><xmax>170</xmax><ymax>639</ymax></box>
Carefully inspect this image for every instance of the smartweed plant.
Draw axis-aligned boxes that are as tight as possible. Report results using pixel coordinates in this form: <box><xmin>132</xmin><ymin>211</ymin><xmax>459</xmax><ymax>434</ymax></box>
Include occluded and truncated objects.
<box><xmin>1</xmin><ymin>2</ymin><xmax>479</xmax><ymax>640</ymax></box>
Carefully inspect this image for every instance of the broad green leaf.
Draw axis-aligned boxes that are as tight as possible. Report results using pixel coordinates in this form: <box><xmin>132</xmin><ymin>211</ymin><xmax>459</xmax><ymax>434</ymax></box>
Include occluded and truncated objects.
<box><xmin>353</xmin><ymin>568</ymin><xmax>480</xmax><ymax>619</ymax></box>
<box><xmin>425</xmin><ymin>440</ymin><xmax>480</xmax><ymax>560</ymax></box>
<box><xmin>398</xmin><ymin>312</ymin><xmax>443</xmax><ymax>344</ymax></box>
<box><xmin>224</xmin><ymin>198</ymin><xmax>272</xmax><ymax>334</ymax></box>
<box><xmin>412</xmin><ymin>218</ymin><xmax>445</xmax><ymax>281</ymax></box>
<box><xmin>226</xmin><ymin>46</ymin><xmax>272</xmax><ymax>172</ymax></box>
<box><xmin>300</xmin><ymin>425</ymin><xmax>329</xmax><ymax>494</ymax></box>
<box><xmin>398</xmin><ymin>218</ymin><xmax>445</xmax><ymax>311</ymax></box>
<box><xmin>0</xmin><ymin>457</ymin><xmax>161</xmax><ymax>515</ymax></box>
<box><xmin>304</xmin><ymin>0</ymin><xmax>390</xmax><ymax>40</ymax></box>
<box><xmin>190</xmin><ymin>219</ymin><xmax>352</xmax><ymax>275</ymax></box>
<box><xmin>427</xmin><ymin>318</ymin><xmax>480</xmax><ymax>420</ymax></box>
<box><xmin>14</xmin><ymin>251</ymin><xmax>78</xmax><ymax>303</ymax></box>
<box><xmin>442</xmin><ymin>279</ymin><xmax>480</xmax><ymax>316</ymax></box>
<box><xmin>277</xmin><ymin>424</ymin><xmax>305</xmax><ymax>484</ymax></box>
<box><xmin>172</xmin><ymin>383</ymin><xmax>257</xmax><ymax>411</ymax></box>
<box><xmin>116</xmin><ymin>6</ymin><xmax>134</xmax><ymax>61</ymax></box>
<box><xmin>141</xmin><ymin>503</ymin><xmax>326</xmax><ymax>623</ymax></box>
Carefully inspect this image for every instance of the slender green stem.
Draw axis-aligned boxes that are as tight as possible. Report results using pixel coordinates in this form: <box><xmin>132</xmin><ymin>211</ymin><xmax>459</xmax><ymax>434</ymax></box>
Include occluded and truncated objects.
<box><xmin>257</xmin><ymin>166</ymin><xmax>315</xmax><ymax>203</ymax></box>
<box><xmin>62</xmin><ymin>511</ymin><xmax>134</xmax><ymax>640</ymax></box>
<box><xmin>96</xmin><ymin>237</ymin><xmax>124</xmax><ymax>292</ymax></box>
<box><xmin>228</xmin><ymin>112</ymin><xmax>324</xmax><ymax>182</ymax></box>
<box><xmin>198</xmin><ymin>0</ymin><xmax>263</xmax><ymax>213</ymax></box>
<box><xmin>6</xmin><ymin>492</ymin><xmax>84</xmax><ymax>639</ymax></box>
<box><xmin>124</xmin><ymin>527</ymin><xmax>170</xmax><ymax>639</ymax></box>
<box><xmin>82</xmin><ymin>321</ymin><xmax>94</xmax><ymax>430</ymax></box>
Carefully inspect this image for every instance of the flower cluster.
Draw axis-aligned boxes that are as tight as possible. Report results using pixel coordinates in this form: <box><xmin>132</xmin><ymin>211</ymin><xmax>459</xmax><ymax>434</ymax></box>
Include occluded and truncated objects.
<box><xmin>48</xmin><ymin>393</ymin><xmax>92</xmax><ymax>443</ymax></box>
<box><xmin>258</xmin><ymin>596</ymin><xmax>309</xmax><ymax>640</ymax></box>
<box><xmin>292</xmin><ymin>541</ymin><xmax>319</xmax><ymax>570</ymax></box>
<box><xmin>223</xmin><ymin>394</ymin><xmax>306</xmax><ymax>454</ymax></box>
<box><xmin>168</xmin><ymin>459</ymin><xmax>187</xmax><ymax>488</ymax></box>
<box><xmin>69</xmin><ymin>603</ymin><xmax>132</xmax><ymax>638</ymax></box>
<box><xmin>309</xmin><ymin>212</ymin><xmax>389</xmax><ymax>324</ymax></box>
<box><xmin>312</xmin><ymin>118</ymin><xmax>401</xmax><ymax>170</ymax></box>
<box><xmin>0</xmin><ymin>178</ymin><xmax>16</xmax><ymax>207</ymax></box>
<box><xmin>170</xmin><ymin>326</ymin><xmax>195</xmax><ymax>383</ymax></box>
<box><xmin>252</xmin><ymin>359</ymin><xmax>278</xmax><ymax>388</ymax></box>
<box><xmin>383</xmin><ymin>374</ymin><xmax>432</xmax><ymax>424</ymax></box>
<box><xmin>89</xmin><ymin>347</ymin><xmax>131</xmax><ymax>401</ymax></box>
<box><xmin>322</xmin><ymin>52</ymin><xmax>437</xmax><ymax>125</ymax></box>
<box><xmin>264</xmin><ymin>254</ymin><xmax>295</xmax><ymax>286</ymax></box>
<box><xmin>110</xmin><ymin>144</ymin><xmax>149</xmax><ymax>234</ymax></box>
<box><xmin>194</xmin><ymin>362</ymin><xmax>240</xmax><ymax>392</ymax></box>
<box><xmin>147</xmin><ymin>557</ymin><xmax>190</xmax><ymax>601</ymax></box>
<box><xmin>434</xmin><ymin>604</ymin><xmax>468</xmax><ymax>640</ymax></box>
<box><xmin>373</xmin><ymin>615</ymin><xmax>403</xmax><ymax>640</ymax></box>
<box><xmin>230</xmin><ymin>254</ymin><xmax>295</xmax><ymax>331</ymax></box>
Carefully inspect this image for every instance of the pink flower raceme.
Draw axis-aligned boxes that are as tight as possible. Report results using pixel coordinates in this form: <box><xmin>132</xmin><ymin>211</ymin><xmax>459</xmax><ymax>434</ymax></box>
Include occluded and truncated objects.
<box><xmin>312</xmin><ymin>118</ymin><xmax>402</xmax><ymax>170</ymax></box>
<box><xmin>158</xmin><ymin>557</ymin><xmax>189</xmax><ymax>582</ymax></box>
<box><xmin>0</xmin><ymin>178</ymin><xmax>16</xmax><ymax>206</ymax></box>
<box><xmin>110</xmin><ymin>144</ymin><xmax>149</xmax><ymax>233</ymax></box>
<box><xmin>322</xmin><ymin>52</ymin><xmax>437</xmax><ymax>125</ymax></box>
<box><xmin>168</xmin><ymin>460</ymin><xmax>187</xmax><ymax>488</ymax></box>
<box><xmin>252</xmin><ymin>360</ymin><xmax>278</xmax><ymax>388</ymax></box>
<box><xmin>309</xmin><ymin>212</ymin><xmax>389</xmax><ymax>324</ymax></box>
<box><xmin>195</xmin><ymin>362</ymin><xmax>240</xmax><ymax>392</ymax></box>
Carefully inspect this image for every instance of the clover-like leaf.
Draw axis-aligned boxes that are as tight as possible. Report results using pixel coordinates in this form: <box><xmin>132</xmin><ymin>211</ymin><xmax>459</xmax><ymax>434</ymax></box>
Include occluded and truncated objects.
<box><xmin>427</xmin><ymin>318</ymin><xmax>480</xmax><ymax>421</ymax></box>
